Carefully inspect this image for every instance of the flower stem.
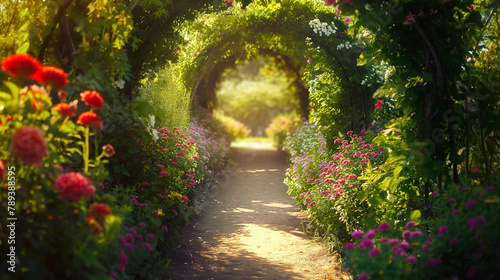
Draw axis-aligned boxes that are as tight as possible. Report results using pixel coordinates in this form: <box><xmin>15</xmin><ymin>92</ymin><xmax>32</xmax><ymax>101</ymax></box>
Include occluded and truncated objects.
<box><xmin>84</xmin><ymin>125</ymin><xmax>89</xmax><ymax>174</ymax></box>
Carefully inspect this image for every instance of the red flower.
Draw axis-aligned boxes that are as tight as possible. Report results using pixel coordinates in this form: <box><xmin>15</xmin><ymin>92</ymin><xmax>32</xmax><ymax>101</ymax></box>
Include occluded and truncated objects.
<box><xmin>33</xmin><ymin>66</ymin><xmax>69</xmax><ymax>90</ymax></box>
<box><xmin>11</xmin><ymin>126</ymin><xmax>48</xmax><ymax>165</ymax></box>
<box><xmin>1</xmin><ymin>54</ymin><xmax>41</xmax><ymax>80</ymax></box>
<box><xmin>375</xmin><ymin>100</ymin><xmax>383</xmax><ymax>109</ymax></box>
<box><xmin>102</xmin><ymin>144</ymin><xmax>115</xmax><ymax>157</ymax></box>
<box><xmin>55</xmin><ymin>172</ymin><xmax>95</xmax><ymax>202</ymax></box>
<box><xmin>86</xmin><ymin>216</ymin><xmax>102</xmax><ymax>234</ymax></box>
<box><xmin>226</xmin><ymin>0</ymin><xmax>233</xmax><ymax>7</ymax></box>
<box><xmin>0</xmin><ymin>159</ymin><xmax>5</xmax><ymax>182</ymax></box>
<box><xmin>90</xmin><ymin>203</ymin><xmax>112</xmax><ymax>221</ymax></box>
<box><xmin>80</xmin><ymin>90</ymin><xmax>103</xmax><ymax>110</ymax></box>
<box><xmin>77</xmin><ymin>111</ymin><xmax>103</xmax><ymax>129</ymax></box>
<box><xmin>54</xmin><ymin>102</ymin><xmax>76</xmax><ymax>117</ymax></box>
<box><xmin>325</xmin><ymin>0</ymin><xmax>334</xmax><ymax>6</ymax></box>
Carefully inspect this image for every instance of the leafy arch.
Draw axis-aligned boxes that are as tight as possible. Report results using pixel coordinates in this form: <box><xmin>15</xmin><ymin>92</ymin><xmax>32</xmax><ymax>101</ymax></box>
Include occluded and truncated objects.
<box><xmin>176</xmin><ymin>0</ymin><xmax>369</xmax><ymax>123</ymax></box>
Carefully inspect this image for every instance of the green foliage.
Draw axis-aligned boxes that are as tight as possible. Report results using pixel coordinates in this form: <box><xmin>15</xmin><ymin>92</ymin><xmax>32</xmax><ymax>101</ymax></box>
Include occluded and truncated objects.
<box><xmin>136</xmin><ymin>64</ymin><xmax>191</xmax><ymax>130</ymax></box>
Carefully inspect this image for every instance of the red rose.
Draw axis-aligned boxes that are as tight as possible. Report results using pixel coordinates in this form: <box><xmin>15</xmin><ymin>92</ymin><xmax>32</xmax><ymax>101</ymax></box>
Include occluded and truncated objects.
<box><xmin>90</xmin><ymin>203</ymin><xmax>112</xmax><ymax>221</ymax></box>
<box><xmin>80</xmin><ymin>90</ymin><xmax>104</xmax><ymax>110</ymax></box>
<box><xmin>102</xmin><ymin>144</ymin><xmax>115</xmax><ymax>157</ymax></box>
<box><xmin>77</xmin><ymin>111</ymin><xmax>103</xmax><ymax>130</ymax></box>
<box><xmin>11</xmin><ymin>126</ymin><xmax>48</xmax><ymax>165</ymax></box>
<box><xmin>55</xmin><ymin>172</ymin><xmax>95</xmax><ymax>202</ymax></box>
<box><xmin>33</xmin><ymin>66</ymin><xmax>69</xmax><ymax>90</ymax></box>
<box><xmin>54</xmin><ymin>102</ymin><xmax>76</xmax><ymax>117</ymax></box>
<box><xmin>1</xmin><ymin>54</ymin><xmax>41</xmax><ymax>80</ymax></box>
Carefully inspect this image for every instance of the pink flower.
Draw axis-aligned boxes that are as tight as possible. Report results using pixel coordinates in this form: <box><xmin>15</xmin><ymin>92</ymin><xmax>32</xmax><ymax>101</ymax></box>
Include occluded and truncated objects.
<box><xmin>345</xmin><ymin>243</ymin><xmax>354</xmax><ymax>250</ymax></box>
<box><xmin>143</xmin><ymin>242</ymin><xmax>153</xmax><ymax>252</ymax></box>
<box><xmin>362</xmin><ymin>239</ymin><xmax>374</xmax><ymax>248</ymax></box>
<box><xmin>347</xmin><ymin>131</ymin><xmax>353</xmax><ymax>135</ymax></box>
<box><xmin>11</xmin><ymin>126</ymin><xmax>48</xmax><ymax>165</ymax></box>
<box><xmin>449</xmin><ymin>238</ymin><xmax>458</xmax><ymax>246</ymax></box>
<box><xmin>162</xmin><ymin>226</ymin><xmax>169</xmax><ymax>232</ymax></box>
<box><xmin>451</xmin><ymin>209</ymin><xmax>459</xmax><ymax>217</ymax></box>
<box><xmin>139</xmin><ymin>223</ymin><xmax>146</xmax><ymax>229</ymax></box>
<box><xmin>159</xmin><ymin>171</ymin><xmax>169</xmax><ymax>177</ymax></box>
<box><xmin>142</xmin><ymin>180</ymin><xmax>149</xmax><ymax>186</ymax></box>
<box><xmin>388</xmin><ymin>239</ymin><xmax>399</xmax><ymax>246</ymax></box>
<box><xmin>358</xmin><ymin>272</ymin><xmax>370</xmax><ymax>280</ymax></box>
<box><xmin>147</xmin><ymin>233</ymin><xmax>155</xmax><ymax>240</ymax></box>
<box><xmin>172</xmin><ymin>209</ymin><xmax>178</xmax><ymax>216</ymax></box>
<box><xmin>471</xmin><ymin>167</ymin><xmax>479</xmax><ymax>173</ymax></box>
<box><xmin>369</xmin><ymin>248</ymin><xmax>381</xmax><ymax>257</ymax></box>
<box><xmin>0</xmin><ymin>159</ymin><xmax>5</xmax><ymax>182</ymax></box>
<box><xmin>467</xmin><ymin>216</ymin><xmax>487</xmax><ymax>231</ymax></box>
<box><xmin>120</xmin><ymin>250</ymin><xmax>128</xmax><ymax>265</ymax></box>
<box><xmin>399</xmin><ymin>241</ymin><xmax>410</xmax><ymax>250</ymax></box>
<box><xmin>324</xmin><ymin>0</ymin><xmax>334</xmax><ymax>6</ymax></box>
<box><xmin>124</xmin><ymin>243</ymin><xmax>133</xmax><ymax>252</ymax></box>
<box><xmin>411</xmin><ymin>231</ymin><xmax>422</xmax><ymax>239</ymax></box>
<box><xmin>55</xmin><ymin>172</ymin><xmax>95</xmax><ymax>202</ymax></box>
<box><xmin>365</xmin><ymin>230</ymin><xmax>377</xmax><ymax>239</ymax></box>
<box><xmin>157</xmin><ymin>164</ymin><xmax>165</xmax><ymax>170</ymax></box>
<box><xmin>126</xmin><ymin>233</ymin><xmax>134</xmax><ymax>243</ymax></box>
<box><xmin>406</xmin><ymin>255</ymin><xmax>417</xmax><ymax>263</ymax></box>
<box><xmin>352</xmin><ymin>230</ymin><xmax>364</xmax><ymax>239</ymax></box>
<box><xmin>465</xmin><ymin>200</ymin><xmax>475</xmax><ymax>210</ymax></box>
<box><xmin>344</xmin><ymin>17</ymin><xmax>351</xmax><ymax>24</ymax></box>
<box><xmin>181</xmin><ymin>195</ymin><xmax>189</xmax><ymax>203</ymax></box>
<box><xmin>406</xmin><ymin>221</ymin><xmax>416</xmax><ymax>228</ymax></box>
<box><xmin>402</xmin><ymin>230</ymin><xmax>411</xmax><ymax>239</ymax></box>
<box><xmin>448</xmin><ymin>198</ymin><xmax>456</xmax><ymax>203</ymax></box>
<box><xmin>438</xmin><ymin>225</ymin><xmax>448</xmax><ymax>236</ymax></box>
<box><xmin>378</xmin><ymin>222</ymin><xmax>392</xmax><ymax>231</ymax></box>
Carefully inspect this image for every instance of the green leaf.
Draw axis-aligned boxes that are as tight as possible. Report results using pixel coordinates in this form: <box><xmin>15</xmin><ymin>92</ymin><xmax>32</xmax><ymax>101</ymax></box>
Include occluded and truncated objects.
<box><xmin>393</xmin><ymin>166</ymin><xmax>403</xmax><ymax>177</ymax></box>
<box><xmin>409</xmin><ymin>210</ymin><xmax>421</xmax><ymax>223</ymax></box>
<box><xmin>356</xmin><ymin>189</ymin><xmax>370</xmax><ymax>202</ymax></box>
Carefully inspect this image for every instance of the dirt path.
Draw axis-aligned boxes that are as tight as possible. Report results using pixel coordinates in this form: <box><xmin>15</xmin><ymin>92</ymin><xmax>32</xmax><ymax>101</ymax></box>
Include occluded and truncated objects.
<box><xmin>167</xmin><ymin>144</ymin><xmax>346</xmax><ymax>279</ymax></box>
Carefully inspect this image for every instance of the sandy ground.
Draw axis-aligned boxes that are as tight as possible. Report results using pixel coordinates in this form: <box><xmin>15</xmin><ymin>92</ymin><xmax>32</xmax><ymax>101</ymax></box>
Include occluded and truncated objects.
<box><xmin>166</xmin><ymin>143</ymin><xmax>349</xmax><ymax>280</ymax></box>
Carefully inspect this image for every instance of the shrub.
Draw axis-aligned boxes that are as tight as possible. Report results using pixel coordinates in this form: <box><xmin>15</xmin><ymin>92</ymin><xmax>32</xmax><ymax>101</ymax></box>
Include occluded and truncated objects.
<box><xmin>215</xmin><ymin>114</ymin><xmax>251</xmax><ymax>143</ymax></box>
<box><xmin>265</xmin><ymin>114</ymin><xmax>301</xmax><ymax>150</ymax></box>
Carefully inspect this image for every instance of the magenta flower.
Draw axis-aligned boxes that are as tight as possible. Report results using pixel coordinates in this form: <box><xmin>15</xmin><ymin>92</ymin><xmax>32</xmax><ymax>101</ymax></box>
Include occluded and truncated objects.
<box><xmin>159</xmin><ymin>170</ymin><xmax>169</xmax><ymax>177</ymax></box>
<box><xmin>369</xmin><ymin>248</ymin><xmax>381</xmax><ymax>257</ymax></box>
<box><xmin>451</xmin><ymin>209</ymin><xmax>459</xmax><ymax>217</ymax></box>
<box><xmin>143</xmin><ymin>242</ymin><xmax>153</xmax><ymax>252</ymax></box>
<box><xmin>448</xmin><ymin>198</ymin><xmax>456</xmax><ymax>203</ymax></box>
<box><xmin>352</xmin><ymin>230</ymin><xmax>364</xmax><ymax>239</ymax></box>
<box><xmin>129</xmin><ymin>228</ymin><xmax>137</xmax><ymax>235</ymax></box>
<box><xmin>406</xmin><ymin>255</ymin><xmax>417</xmax><ymax>263</ymax></box>
<box><xmin>172</xmin><ymin>209</ymin><xmax>178</xmax><ymax>216</ymax></box>
<box><xmin>399</xmin><ymin>241</ymin><xmax>410</xmax><ymax>250</ymax></box>
<box><xmin>465</xmin><ymin>200</ymin><xmax>475</xmax><ymax>210</ymax></box>
<box><xmin>125</xmin><ymin>243</ymin><xmax>134</xmax><ymax>252</ymax></box>
<box><xmin>449</xmin><ymin>238</ymin><xmax>458</xmax><ymax>246</ymax></box>
<box><xmin>380</xmin><ymin>237</ymin><xmax>388</xmax><ymax>244</ymax></box>
<box><xmin>411</xmin><ymin>231</ymin><xmax>422</xmax><ymax>239</ymax></box>
<box><xmin>344</xmin><ymin>17</ymin><xmax>351</xmax><ymax>24</ymax></box>
<box><xmin>162</xmin><ymin>226</ymin><xmax>169</xmax><ymax>232</ymax></box>
<box><xmin>365</xmin><ymin>229</ymin><xmax>377</xmax><ymax>239</ymax></box>
<box><xmin>358</xmin><ymin>272</ymin><xmax>370</xmax><ymax>280</ymax></box>
<box><xmin>402</xmin><ymin>230</ymin><xmax>411</xmax><ymax>239</ymax></box>
<box><xmin>157</xmin><ymin>164</ymin><xmax>165</xmax><ymax>170</ymax></box>
<box><xmin>362</xmin><ymin>239</ymin><xmax>374</xmax><ymax>248</ymax></box>
<box><xmin>388</xmin><ymin>239</ymin><xmax>399</xmax><ymax>246</ymax></box>
<box><xmin>345</xmin><ymin>243</ymin><xmax>354</xmax><ymax>250</ymax></box>
<box><xmin>181</xmin><ymin>195</ymin><xmax>189</xmax><ymax>203</ymax></box>
<box><xmin>126</xmin><ymin>233</ymin><xmax>134</xmax><ymax>243</ymax></box>
<box><xmin>378</xmin><ymin>222</ymin><xmax>392</xmax><ymax>231</ymax></box>
<box><xmin>438</xmin><ymin>225</ymin><xmax>448</xmax><ymax>236</ymax></box>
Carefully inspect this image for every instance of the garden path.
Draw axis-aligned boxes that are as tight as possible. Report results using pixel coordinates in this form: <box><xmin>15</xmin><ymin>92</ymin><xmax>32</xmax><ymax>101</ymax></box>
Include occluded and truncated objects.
<box><xmin>166</xmin><ymin>143</ymin><xmax>347</xmax><ymax>279</ymax></box>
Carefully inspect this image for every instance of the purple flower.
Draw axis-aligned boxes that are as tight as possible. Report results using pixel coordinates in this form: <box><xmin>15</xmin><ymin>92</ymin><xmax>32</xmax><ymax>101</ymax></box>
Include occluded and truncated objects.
<box><xmin>399</xmin><ymin>241</ymin><xmax>410</xmax><ymax>250</ymax></box>
<box><xmin>147</xmin><ymin>233</ymin><xmax>155</xmax><ymax>240</ymax></box>
<box><xmin>124</xmin><ymin>243</ymin><xmax>134</xmax><ymax>252</ymax></box>
<box><xmin>358</xmin><ymin>272</ymin><xmax>370</xmax><ymax>280</ymax></box>
<box><xmin>388</xmin><ymin>239</ymin><xmax>399</xmax><ymax>246</ymax></box>
<box><xmin>362</xmin><ymin>239</ymin><xmax>374</xmax><ymax>248</ymax></box>
<box><xmin>143</xmin><ymin>242</ymin><xmax>153</xmax><ymax>252</ymax></box>
<box><xmin>136</xmin><ymin>234</ymin><xmax>143</xmax><ymax>241</ymax></box>
<box><xmin>406</xmin><ymin>221</ymin><xmax>416</xmax><ymax>228</ymax></box>
<box><xmin>378</xmin><ymin>222</ymin><xmax>392</xmax><ymax>231</ymax></box>
<box><xmin>345</xmin><ymin>243</ymin><xmax>354</xmax><ymax>250</ymax></box>
<box><xmin>139</xmin><ymin>222</ymin><xmax>146</xmax><ymax>229</ymax></box>
<box><xmin>438</xmin><ymin>226</ymin><xmax>448</xmax><ymax>236</ymax></box>
<box><xmin>411</xmin><ymin>231</ymin><xmax>422</xmax><ymax>239</ymax></box>
<box><xmin>126</xmin><ymin>233</ymin><xmax>134</xmax><ymax>243</ymax></box>
<box><xmin>465</xmin><ymin>200</ymin><xmax>475</xmax><ymax>210</ymax></box>
<box><xmin>369</xmin><ymin>248</ymin><xmax>381</xmax><ymax>257</ymax></box>
<box><xmin>129</xmin><ymin>228</ymin><xmax>137</xmax><ymax>235</ymax></box>
<box><xmin>365</xmin><ymin>229</ymin><xmax>377</xmax><ymax>239</ymax></box>
<box><xmin>449</xmin><ymin>238</ymin><xmax>458</xmax><ymax>246</ymax></box>
<box><xmin>406</xmin><ymin>255</ymin><xmax>417</xmax><ymax>263</ymax></box>
<box><xmin>380</xmin><ymin>237</ymin><xmax>388</xmax><ymax>244</ymax></box>
<box><xmin>402</xmin><ymin>230</ymin><xmax>411</xmax><ymax>239</ymax></box>
<box><xmin>352</xmin><ymin>230</ymin><xmax>364</xmax><ymax>239</ymax></box>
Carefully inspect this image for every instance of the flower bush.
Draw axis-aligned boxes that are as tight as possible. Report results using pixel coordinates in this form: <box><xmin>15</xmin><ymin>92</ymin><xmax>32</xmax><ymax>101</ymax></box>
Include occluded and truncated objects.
<box><xmin>215</xmin><ymin>114</ymin><xmax>251</xmax><ymax>143</ymax></box>
<box><xmin>265</xmin><ymin>114</ymin><xmax>301</xmax><ymax>150</ymax></box>
<box><xmin>284</xmin><ymin>122</ymin><xmax>387</xmax><ymax>250</ymax></box>
<box><xmin>0</xmin><ymin>54</ymin><xmax>230</xmax><ymax>279</ymax></box>
<box><xmin>343</xmin><ymin>183</ymin><xmax>500</xmax><ymax>280</ymax></box>
<box><xmin>0</xmin><ymin>54</ymin><xmax>121</xmax><ymax>279</ymax></box>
